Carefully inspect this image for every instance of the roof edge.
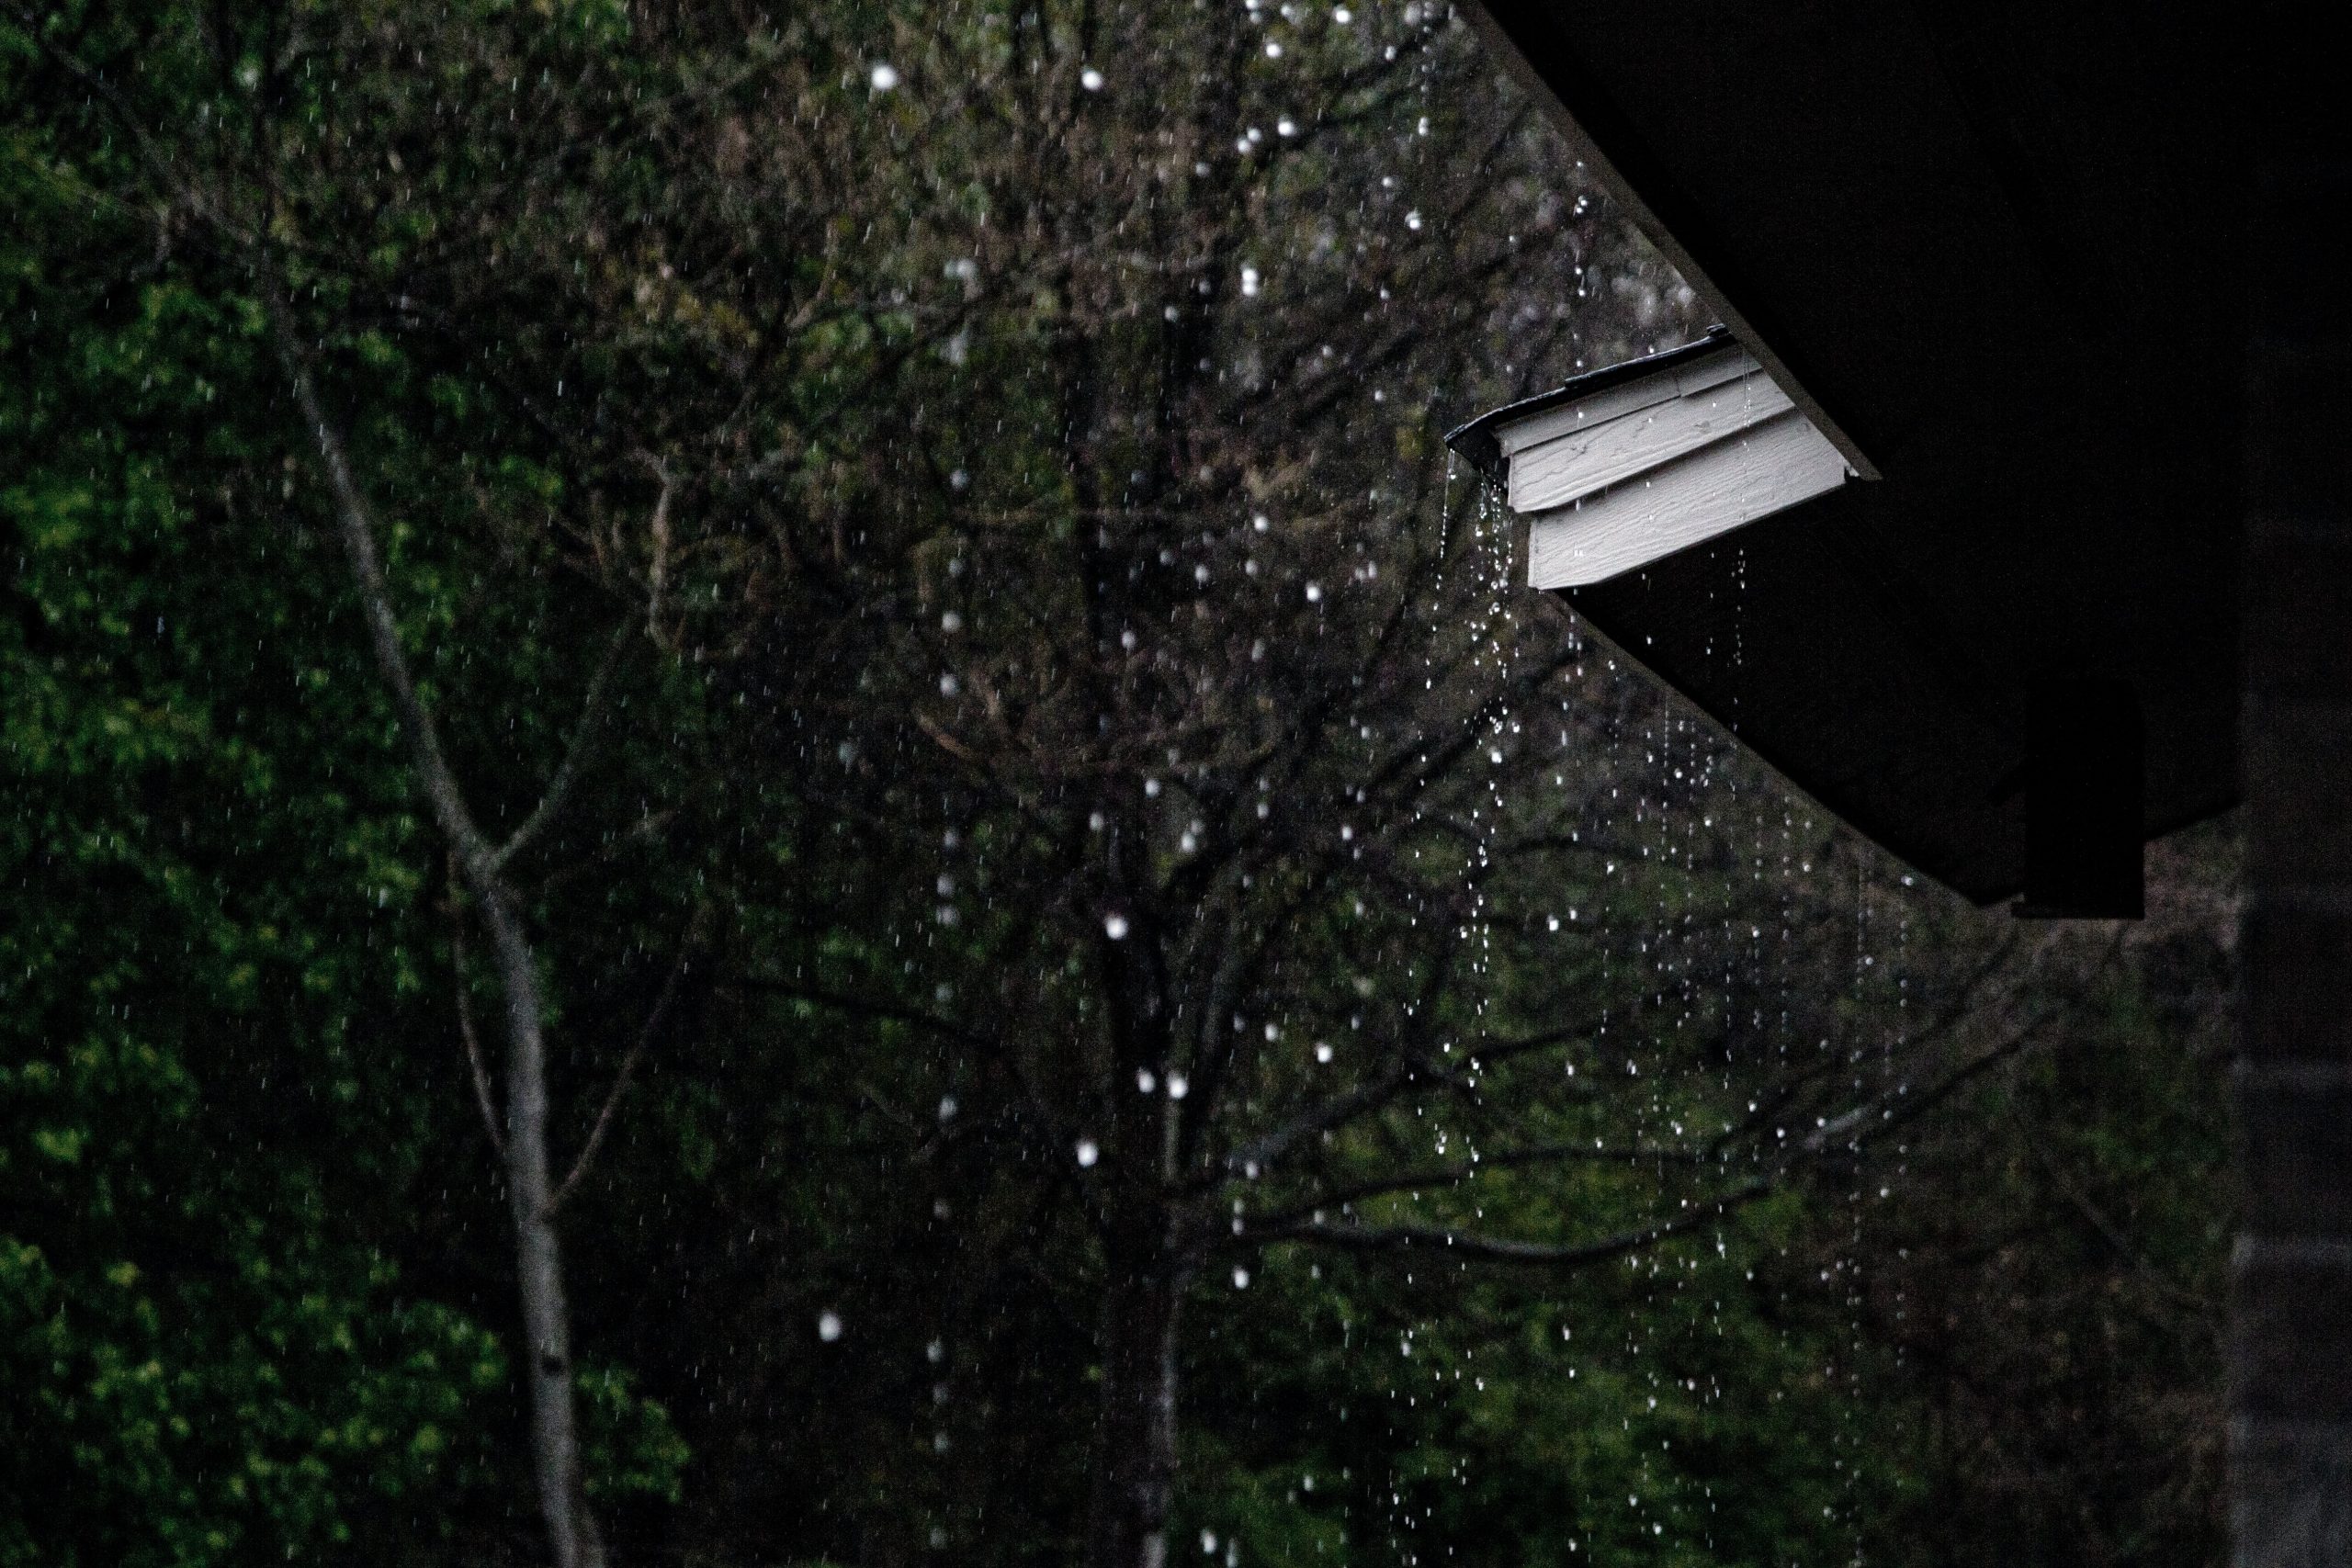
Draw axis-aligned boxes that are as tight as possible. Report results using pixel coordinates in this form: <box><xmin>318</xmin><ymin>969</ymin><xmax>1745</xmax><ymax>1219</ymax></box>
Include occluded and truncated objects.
<box><xmin>1443</xmin><ymin>326</ymin><xmax>1736</xmax><ymax>483</ymax></box>
<box><xmin>1455</xmin><ymin>0</ymin><xmax>1880</xmax><ymax>481</ymax></box>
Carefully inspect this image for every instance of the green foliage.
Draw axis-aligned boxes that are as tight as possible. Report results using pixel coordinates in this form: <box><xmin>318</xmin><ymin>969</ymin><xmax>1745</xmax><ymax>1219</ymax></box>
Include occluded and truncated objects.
<box><xmin>0</xmin><ymin>245</ymin><xmax>514</xmax><ymax>1562</ymax></box>
<box><xmin>1</xmin><ymin>16</ymin><xmax>692</xmax><ymax>1553</ymax></box>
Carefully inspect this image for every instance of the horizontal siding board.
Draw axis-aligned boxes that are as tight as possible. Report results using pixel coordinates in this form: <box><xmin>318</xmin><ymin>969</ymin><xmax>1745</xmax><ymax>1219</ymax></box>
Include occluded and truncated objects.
<box><xmin>1508</xmin><ymin>368</ymin><xmax>1795</xmax><ymax>511</ymax></box>
<box><xmin>1493</xmin><ymin>344</ymin><xmax>1758</xmax><ymax>456</ymax></box>
<box><xmin>1525</xmin><ymin>410</ymin><xmax>1848</xmax><ymax>588</ymax></box>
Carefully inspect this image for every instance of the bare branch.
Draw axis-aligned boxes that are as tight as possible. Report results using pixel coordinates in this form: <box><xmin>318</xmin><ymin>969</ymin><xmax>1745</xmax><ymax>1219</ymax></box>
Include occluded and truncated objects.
<box><xmin>640</xmin><ymin>456</ymin><xmax>676</xmax><ymax>645</ymax></box>
<box><xmin>266</xmin><ymin>287</ymin><xmax>501</xmax><ymax>879</ymax></box>
<box><xmin>1244</xmin><ymin>1137</ymin><xmax>1713</xmax><ymax>1232</ymax></box>
<box><xmin>446</xmin><ymin>858</ymin><xmax>505</xmax><ymax>1157</ymax></box>
<box><xmin>549</xmin><ymin>904</ymin><xmax>712</xmax><ymax>1214</ymax></box>
<box><xmin>717</xmin><ymin>974</ymin><xmax>999</xmax><ymax>1055</ymax></box>
<box><xmin>1802</xmin><ymin>1003</ymin><xmax>2058</xmax><ymax>1157</ymax></box>
<box><xmin>1204</xmin><ymin>972</ymin><xmax>1592</xmax><ymax>1186</ymax></box>
<box><xmin>1216</xmin><ymin>1061</ymin><xmax>1419</xmax><ymax>1182</ymax></box>
<box><xmin>1243</xmin><ymin>1179</ymin><xmax>1771</xmax><ymax>1269</ymax></box>
<box><xmin>1</xmin><ymin>4</ymin><xmax>251</xmax><ymax>243</ymax></box>
<box><xmin>492</xmin><ymin>615</ymin><xmax>635</xmax><ymax>874</ymax></box>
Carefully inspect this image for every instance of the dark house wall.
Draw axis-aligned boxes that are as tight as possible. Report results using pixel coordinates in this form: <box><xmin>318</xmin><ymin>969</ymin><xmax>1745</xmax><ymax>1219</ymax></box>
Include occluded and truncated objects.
<box><xmin>2232</xmin><ymin>74</ymin><xmax>2352</xmax><ymax>1568</ymax></box>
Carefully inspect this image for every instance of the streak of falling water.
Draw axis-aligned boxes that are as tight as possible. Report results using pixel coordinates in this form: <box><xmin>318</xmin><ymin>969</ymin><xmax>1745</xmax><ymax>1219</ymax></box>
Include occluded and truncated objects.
<box><xmin>1362</xmin><ymin>457</ymin><xmax>1526</xmax><ymax>1558</ymax></box>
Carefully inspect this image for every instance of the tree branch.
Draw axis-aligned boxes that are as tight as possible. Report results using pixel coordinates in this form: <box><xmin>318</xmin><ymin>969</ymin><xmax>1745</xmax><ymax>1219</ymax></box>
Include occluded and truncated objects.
<box><xmin>1244</xmin><ymin>1137</ymin><xmax>1712</xmax><ymax>1233</ymax></box>
<box><xmin>492</xmin><ymin>615</ymin><xmax>635</xmax><ymax>873</ymax></box>
<box><xmin>266</xmin><ymin>287</ymin><xmax>500</xmax><ymax>879</ymax></box>
<box><xmin>1801</xmin><ymin>1002</ymin><xmax>2059</xmax><ymax>1157</ymax></box>
<box><xmin>716</xmin><ymin>974</ymin><xmax>1000</xmax><ymax>1055</ymax></box>
<box><xmin>1</xmin><ymin>4</ymin><xmax>252</xmax><ymax>243</ymax></box>
<box><xmin>446</xmin><ymin>858</ymin><xmax>505</xmax><ymax>1157</ymax></box>
<box><xmin>264</xmin><ymin>259</ymin><xmax>609</xmax><ymax>1568</ymax></box>
<box><xmin>1242</xmin><ymin>1179</ymin><xmax>1771</xmax><ymax>1269</ymax></box>
<box><xmin>549</xmin><ymin>904</ymin><xmax>711</xmax><ymax>1214</ymax></box>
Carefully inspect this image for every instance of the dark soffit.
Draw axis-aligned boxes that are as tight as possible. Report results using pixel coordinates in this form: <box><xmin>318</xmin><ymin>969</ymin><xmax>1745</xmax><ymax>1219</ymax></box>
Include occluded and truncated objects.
<box><xmin>1453</xmin><ymin>0</ymin><xmax>2247</xmax><ymax>905</ymax></box>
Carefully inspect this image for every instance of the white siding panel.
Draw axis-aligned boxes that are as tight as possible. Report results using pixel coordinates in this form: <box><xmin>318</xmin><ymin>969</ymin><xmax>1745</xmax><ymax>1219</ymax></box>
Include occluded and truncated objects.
<box><xmin>1492</xmin><ymin>344</ymin><xmax>1758</xmax><ymax>457</ymax></box>
<box><xmin>1507</xmin><ymin>369</ymin><xmax>1795</xmax><ymax>513</ymax></box>
<box><xmin>1524</xmin><ymin>411</ymin><xmax>1849</xmax><ymax>589</ymax></box>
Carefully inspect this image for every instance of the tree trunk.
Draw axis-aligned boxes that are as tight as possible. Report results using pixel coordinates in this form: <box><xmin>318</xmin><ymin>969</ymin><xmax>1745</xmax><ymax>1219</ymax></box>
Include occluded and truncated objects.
<box><xmin>481</xmin><ymin>890</ymin><xmax>607</xmax><ymax>1568</ymax></box>
<box><xmin>271</xmin><ymin>306</ymin><xmax>607</xmax><ymax>1568</ymax></box>
<box><xmin>1086</xmin><ymin>1235</ymin><xmax>1186</xmax><ymax>1568</ymax></box>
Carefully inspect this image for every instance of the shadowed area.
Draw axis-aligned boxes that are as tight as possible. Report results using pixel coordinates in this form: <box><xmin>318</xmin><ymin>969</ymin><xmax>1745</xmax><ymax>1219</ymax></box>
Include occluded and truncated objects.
<box><xmin>1458</xmin><ymin>0</ymin><xmax>2246</xmax><ymax>903</ymax></box>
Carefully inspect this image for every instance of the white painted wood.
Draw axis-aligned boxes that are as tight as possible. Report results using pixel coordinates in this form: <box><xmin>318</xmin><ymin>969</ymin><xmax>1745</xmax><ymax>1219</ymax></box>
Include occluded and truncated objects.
<box><xmin>1492</xmin><ymin>344</ymin><xmax>1758</xmax><ymax>457</ymax></box>
<box><xmin>1487</xmin><ymin>341</ymin><xmax>1846</xmax><ymax>590</ymax></box>
<box><xmin>1507</xmin><ymin>369</ymin><xmax>1794</xmax><ymax>513</ymax></box>
<box><xmin>1524</xmin><ymin>410</ymin><xmax>1848</xmax><ymax>589</ymax></box>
